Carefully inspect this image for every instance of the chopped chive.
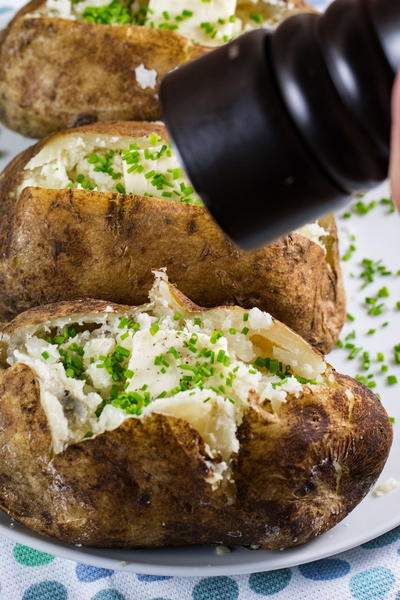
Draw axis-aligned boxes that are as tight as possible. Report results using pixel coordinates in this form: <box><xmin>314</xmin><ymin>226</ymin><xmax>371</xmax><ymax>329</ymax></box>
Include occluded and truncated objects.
<box><xmin>377</xmin><ymin>286</ymin><xmax>390</xmax><ymax>297</ymax></box>
<box><xmin>150</xmin><ymin>320</ymin><xmax>160</xmax><ymax>336</ymax></box>
<box><xmin>115</xmin><ymin>183</ymin><xmax>126</xmax><ymax>194</ymax></box>
<box><xmin>250</xmin><ymin>13</ymin><xmax>263</xmax><ymax>23</ymax></box>
<box><xmin>342</xmin><ymin>243</ymin><xmax>356</xmax><ymax>261</ymax></box>
<box><xmin>210</xmin><ymin>330</ymin><xmax>223</xmax><ymax>344</ymax></box>
<box><xmin>348</xmin><ymin>346</ymin><xmax>362</xmax><ymax>360</ymax></box>
<box><xmin>394</xmin><ymin>344</ymin><xmax>400</xmax><ymax>364</ymax></box>
<box><xmin>345</xmin><ymin>330</ymin><xmax>356</xmax><ymax>341</ymax></box>
<box><xmin>168</xmin><ymin>346</ymin><xmax>180</xmax><ymax>359</ymax></box>
<box><xmin>368</xmin><ymin>303</ymin><xmax>385</xmax><ymax>316</ymax></box>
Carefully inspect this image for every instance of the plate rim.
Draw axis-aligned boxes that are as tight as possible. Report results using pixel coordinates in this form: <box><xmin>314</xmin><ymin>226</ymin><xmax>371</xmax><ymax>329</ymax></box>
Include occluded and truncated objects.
<box><xmin>1</xmin><ymin>508</ymin><xmax>400</xmax><ymax>576</ymax></box>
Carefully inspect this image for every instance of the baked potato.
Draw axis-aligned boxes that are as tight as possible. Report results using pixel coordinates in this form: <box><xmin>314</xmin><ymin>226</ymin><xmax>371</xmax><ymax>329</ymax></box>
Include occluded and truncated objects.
<box><xmin>0</xmin><ymin>271</ymin><xmax>391</xmax><ymax>549</ymax></box>
<box><xmin>0</xmin><ymin>0</ymin><xmax>313</xmax><ymax>138</ymax></box>
<box><xmin>0</xmin><ymin>121</ymin><xmax>345</xmax><ymax>353</ymax></box>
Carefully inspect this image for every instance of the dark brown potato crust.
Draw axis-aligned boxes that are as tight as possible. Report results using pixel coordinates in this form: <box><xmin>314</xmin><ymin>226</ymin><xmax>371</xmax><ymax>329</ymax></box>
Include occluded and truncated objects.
<box><xmin>0</xmin><ymin>0</ymin><xmax>311</xmax><ymax>138</ymax></box>
<box><xmin>0</xmin><ymin>121</ymin><xmax>345</xmax><ymax>353</ymax></box>
<box><xmin>0</xmin><ymin>300</ymin><xmax>391</xmax><ymax>549</ymax></box>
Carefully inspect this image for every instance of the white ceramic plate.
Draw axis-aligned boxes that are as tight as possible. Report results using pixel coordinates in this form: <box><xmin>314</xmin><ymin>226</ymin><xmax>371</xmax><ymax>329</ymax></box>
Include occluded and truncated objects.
<box><xmin>1</xmin><ymin>0</ymin><xmax>400</xmax><ymax>578</ymax></box>
<box><xmin>1</xmin><ymin>124</ymin><xmax>400</xmax><ymax>577</ymax></box>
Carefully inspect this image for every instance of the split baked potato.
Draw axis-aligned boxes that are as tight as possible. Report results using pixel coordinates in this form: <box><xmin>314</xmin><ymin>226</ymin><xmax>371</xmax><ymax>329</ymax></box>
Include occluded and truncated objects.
<box><xmin>0</xmin><ymin>121</ymin><xmax>345</xmax><ymax>353</ymax></box>
<box><xmin>0</xmin><ymin>0</ymin><xmax>313</xmax><ymax>138</ymax></box>
<box><xmin>0</xmin><ymin>272</ymin><xmax>391</xmax><ymax>549</ymax></box>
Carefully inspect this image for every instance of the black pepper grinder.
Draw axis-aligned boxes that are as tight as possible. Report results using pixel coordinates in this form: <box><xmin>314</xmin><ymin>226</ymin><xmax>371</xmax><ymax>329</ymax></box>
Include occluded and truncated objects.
<box><xmin>160</xmin><ymin>0</ymin><xmax>400</xmax><ymax>249</ymax></box>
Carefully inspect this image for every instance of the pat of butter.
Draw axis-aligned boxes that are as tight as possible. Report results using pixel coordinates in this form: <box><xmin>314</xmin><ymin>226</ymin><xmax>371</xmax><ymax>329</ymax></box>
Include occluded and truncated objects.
<box><xmin>146</xmin><ymin>0</ymin><xmax>241</xmax><ymax>46</ymax></box>
<box><xmin>121</xmin><ymin>147</ymin><xmax>180</xmax><ymax>197</ymax></box>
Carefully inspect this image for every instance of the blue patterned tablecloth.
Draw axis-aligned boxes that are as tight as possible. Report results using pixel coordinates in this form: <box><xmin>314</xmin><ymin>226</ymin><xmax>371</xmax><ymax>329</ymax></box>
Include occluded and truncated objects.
<box><xmin>2</xmin><ymin>0</ymin><xmax>400</xmax><ymax>598</ymax></box>
<box><xmin>2</xmin><ymin>530</ymin><xmax>400</xmax><ymax>599</ymax></box>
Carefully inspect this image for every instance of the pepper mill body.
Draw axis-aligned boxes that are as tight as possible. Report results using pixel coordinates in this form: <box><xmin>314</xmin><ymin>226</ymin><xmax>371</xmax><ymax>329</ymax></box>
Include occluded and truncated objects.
<box><xmin>160</xmin><ymin>0</ymin><xmax>400</xmax><ymax>249</ymax></box>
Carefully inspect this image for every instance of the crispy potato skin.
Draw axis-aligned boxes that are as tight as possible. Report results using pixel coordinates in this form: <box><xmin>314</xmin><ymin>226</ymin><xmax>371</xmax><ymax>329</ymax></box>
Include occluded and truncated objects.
<box><xmin>0</xmin><ymin>298</ymin><xmax>391</xmax><ymax>548</ymax></box>
<box><xmin>0</xmin><ymin>0</ymin><xmax>207</xmax><ymax>138</ymax></box>
<box><xmin>0</xmin><ymin>121</ymin><xmax>345</xmax><ymax>353</ymax></box>
<box><xmin>0</xmin><ymin>0</ymin><xmax>312</xmax><ymax>138</ymax></box>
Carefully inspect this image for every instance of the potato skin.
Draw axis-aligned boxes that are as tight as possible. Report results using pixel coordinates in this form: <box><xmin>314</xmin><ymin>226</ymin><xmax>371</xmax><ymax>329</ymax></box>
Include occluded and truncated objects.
<box><xmin>0</xmin><ymin>0</ymin><xmax>207</xmax><ymax>138</ymax></box>
<box><xmin>0</xmin><ymin>298</ymin><xmax>391</xmax><ymax>549</ymax></box>
<box><xmin>0</xmin><ymin>0</ymin><xmax>311</xmax><ymax>138</ymax></box>
<box><xmin>0</xmin><ymin>121</ymin><xmax>345</xmax><ymax>353</ymax></box>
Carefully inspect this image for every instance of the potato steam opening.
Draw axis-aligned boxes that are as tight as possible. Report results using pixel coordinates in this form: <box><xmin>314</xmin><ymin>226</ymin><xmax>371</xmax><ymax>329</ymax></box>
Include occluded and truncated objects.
<box><xmin>39</xmin><ymin>0</ymin><xmax>306</xmax><ymax>47</ymax></box>
<box><xmin>3</xmin><ymin>273</ymin><xmax>326</xmax><ymax>487</ymax></box>
<box><xmin>18</xmin><ymin>132</ymin><xmax>202</xmax><ymax>206</ymax></box>
<box><xmin>18</xmin><ymin>131</ymin><xmax>328</xmax><ymax>248</ymax></box>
